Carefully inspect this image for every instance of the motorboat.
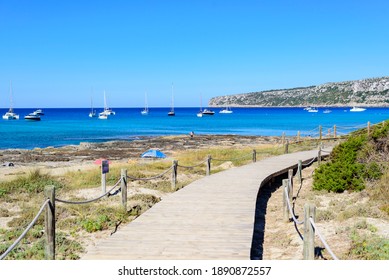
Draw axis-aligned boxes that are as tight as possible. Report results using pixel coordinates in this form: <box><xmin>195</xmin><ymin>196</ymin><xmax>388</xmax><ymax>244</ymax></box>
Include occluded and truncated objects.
<box><xmin>219</xmin><ymin>107</ymin><xmax>233</xmax><ymax>114</ymax></box>
<box><xmin>202</xmin><ymin>109</ymin><xmax>215</xmax><ymax>115</ymax></box>
<box><xmin>350</xmin><ymin>106</ymin><xmax>366</xmax><ymax>112</ymax></box>
<box><xmin>24</xmin><ymin>112</ymin><xmax>41</xmax><ymax>121</ymax></box>
<box><xmin>307</xmin><ymin>107</ymin><xmax>318</xmax><ymax>113</ymax></box>
<box><xmin>33</xmin><ymin>109</ymin><xmax>44</xmax><ymax>115</ymax></box>
<box><xmin>323</xmin><ymin>109</ymin><xmax>332</xmax><ymax>114</ymax></box>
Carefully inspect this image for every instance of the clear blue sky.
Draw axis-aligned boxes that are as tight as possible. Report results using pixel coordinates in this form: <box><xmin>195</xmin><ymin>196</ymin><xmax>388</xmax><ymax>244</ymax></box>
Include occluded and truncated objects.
<box><xmin>1</xmin><ymin>0</ymin><xmax>388</xmax><ymax>108</ymax></box>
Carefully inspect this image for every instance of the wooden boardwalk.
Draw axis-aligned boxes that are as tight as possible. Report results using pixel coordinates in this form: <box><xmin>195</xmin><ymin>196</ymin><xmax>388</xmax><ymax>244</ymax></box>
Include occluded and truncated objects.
<box><xmin>82</xmin><ymin>149</ymin><xmax>320</xmax><ymax>260</ymax></box>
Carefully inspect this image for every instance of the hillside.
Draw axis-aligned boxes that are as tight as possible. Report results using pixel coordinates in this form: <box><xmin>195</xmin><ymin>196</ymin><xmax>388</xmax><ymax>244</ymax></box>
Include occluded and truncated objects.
<box><xmin>209</xmin><ymin>77</ymin><xmax>389</xmax><ymax>107</ymax></box>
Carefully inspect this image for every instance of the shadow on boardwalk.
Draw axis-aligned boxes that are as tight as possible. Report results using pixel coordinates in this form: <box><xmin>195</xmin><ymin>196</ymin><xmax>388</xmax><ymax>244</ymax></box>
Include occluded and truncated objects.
<box><xmin>251</xmin><ymin>176</ymin><xmax>286</xmax><ymax>259</ymax></box>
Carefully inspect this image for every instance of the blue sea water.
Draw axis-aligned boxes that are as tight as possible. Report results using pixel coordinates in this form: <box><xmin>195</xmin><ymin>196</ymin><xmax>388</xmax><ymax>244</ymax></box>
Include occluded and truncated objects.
<box><xmin>1</xmin><ymin>107</ymin><xmax>388</xmax><ymax>149</ymax></box>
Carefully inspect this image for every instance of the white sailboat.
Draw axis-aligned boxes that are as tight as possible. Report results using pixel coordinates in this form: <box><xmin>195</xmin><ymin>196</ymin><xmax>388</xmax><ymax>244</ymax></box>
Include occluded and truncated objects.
<box><xmin>99</xmin><ymin>90</ymin><xmax>115</xmax><ymax>119</ymax></box>
<box><xmin>2</xmin><ymin>81</ymin><xmax>19</xmax><ymax>120</ymax></box>
<box><xmin>168</xmin><ymin>83</ymin><xmax>175</xmax><ymax>116</ymax></box>
<box><xmin>89</xmin><ymin>96</ymin><xmax>96</xmax><ymax>117</ymax></box>
<box><xmin>141</xmin><ymin>92</ymin><xmax>149</xmax><ymax>115</ymax></box>
<box><xmin>197</xmin><ymin>94</ymin><xmax>203</xmax><ymax>117</ymax></box>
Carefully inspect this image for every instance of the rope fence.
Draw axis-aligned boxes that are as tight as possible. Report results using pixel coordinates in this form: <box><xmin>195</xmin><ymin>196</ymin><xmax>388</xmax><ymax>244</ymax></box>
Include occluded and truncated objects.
<box><xmin>282</xmin><ymin>147</ymin><xmax>340</xmax><ymax>260</ymax></box>
<box><xmin>0</xmin><ymin>199</ymin><xmax>50</xmax><ymax>260</ymax></box>
<box><xmin>55</xmin><ymin>179</ymin><xmax>121</xmax><ymax>205</ymax></box>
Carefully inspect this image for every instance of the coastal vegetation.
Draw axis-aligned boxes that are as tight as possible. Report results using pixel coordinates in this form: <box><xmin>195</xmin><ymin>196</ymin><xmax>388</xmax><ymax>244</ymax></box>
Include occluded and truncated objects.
<box><xmin>311</xmin><ymin>120</ymin><xmax>389</xmax><ymax>259</ymax></box>
<box><xmin>209</xmin><ymin>76</ymin><xmax>389</xmax><ymax>107</ymax></box>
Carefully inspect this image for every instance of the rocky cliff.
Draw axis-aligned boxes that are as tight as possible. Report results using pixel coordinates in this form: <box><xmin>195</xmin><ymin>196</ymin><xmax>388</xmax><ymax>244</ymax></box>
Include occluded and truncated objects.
<box><xmin>209</xmin><ymin>77</ymin><xmax>389</xmax><ymax>107</ymax></box>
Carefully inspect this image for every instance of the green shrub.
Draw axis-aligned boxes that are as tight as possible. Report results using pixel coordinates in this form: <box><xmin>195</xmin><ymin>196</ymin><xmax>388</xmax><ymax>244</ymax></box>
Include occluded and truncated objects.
<box><xmin>313</xmin><ymin>135</ymin><xmax>367</xmax><ymax>192</ymax></box>
<box><xmin>348</xmin><ymin>231</ymin><xmax>389</xmax><ymax>260</ymax></box>
<box><xmin>313</xmin><ymin>122</ymin><xmax>388</xmax><ymax>193</ymax></box>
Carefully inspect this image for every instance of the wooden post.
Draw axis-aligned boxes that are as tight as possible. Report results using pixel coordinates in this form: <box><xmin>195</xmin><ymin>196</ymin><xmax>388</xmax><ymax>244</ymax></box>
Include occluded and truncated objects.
<box><xmin>101</xmin><ymin>160</ymin><xmax>109</xmax><ymax>195</ymax></box>
<box><xmin>206</xmin><ymin>155</ymin><xmax>211</xmax><ymax>176</ymax></box>
<box><xmin>171</xmin><ymin>160</ymin><xmax>178</xmax><ymax>190</ymax></box>
<box><xmin>252</xmin><ymin>149</ymin><xmax>257</xmax><ymax>163</ymax></box>
<box><xmin>367</xmin><ymin>121</ymin><xmax>371</xmax><ymax>136</ymax></box>
<box><xmin>327</xmin><ymin>128</ymin><xmax>331</xmax><ymax>138</ymax></box>
<box><xmin>297</xmin><ymin>131</ymin><xmax>300</xmax><ymax>142</ymax></box>
<box><xmin>288</xmin><ymin>169</ymin><xmax>293</xmax><ymax>201</ymax></box>
<box><xmin>319</xmin><ymin>125</ymin><xmax>322</xmax><ymax>140</ymax></box>
<box><xmin>121</xmin><ymin>169</ymin><xmax>127</xmax><ymax>211</ymax></box>
<box><xmin>44</xmin><ymin>186</ymin><xmax>55</xmax><ymax>260</ymax></box>
<box><xmin>297</xmin><ymin>160</ymin><xmax>302</xmax><ymax>184</ymax></box>
<box><xmin>101</xmin><ymin>173</ymin><xmax>106</xmax><ymax>195</ymax></box>
<box><xmin>284</xmin><ymin>139</ymin><xmax>289</xmax><ymax>154</ymax></box>
<box><xmin>318</xmin><ymin>146</ymin><xmax>322</xmax><ymax>165</ymax></box>
<box><xmin>303</xmin><ymin>204</ymin><xmax>316</xmax><ymax>260</ymax></box>
<box><xmin>333</xmin><ymin>125</ymin><xmax>337</xmax><ymax>138</ymax></box>
<box><xmin>282</xmin><ymin>179</ymin><xmax>289</xmax><ymax>222</ymax></box>
<box><xmin>282</xmin><ymin>132</ymin><xmax>285</xmax><ymax>145</ymax></box>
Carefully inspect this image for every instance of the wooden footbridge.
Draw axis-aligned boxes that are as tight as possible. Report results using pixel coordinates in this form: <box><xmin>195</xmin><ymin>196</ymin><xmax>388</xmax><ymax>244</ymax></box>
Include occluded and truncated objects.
<box><xmin>82</xmin><ymin>149</ymin><xmax>322</xmax><ymax>260</ymax></box>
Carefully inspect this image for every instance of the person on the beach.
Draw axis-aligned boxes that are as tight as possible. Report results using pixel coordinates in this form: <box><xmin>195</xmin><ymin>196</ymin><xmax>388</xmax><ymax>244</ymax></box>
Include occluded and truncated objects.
<box><xmin>190</xmin><ymin>131</ymin><xmax>194</xmax><ymax>138</ymax></box>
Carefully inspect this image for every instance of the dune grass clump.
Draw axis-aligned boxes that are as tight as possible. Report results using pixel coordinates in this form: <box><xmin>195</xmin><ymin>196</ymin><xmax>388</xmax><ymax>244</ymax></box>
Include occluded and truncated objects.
<box><xmin>0</xmin><ymin>169</ymin><xmax>63</xmax><ymax>198</ymax></box>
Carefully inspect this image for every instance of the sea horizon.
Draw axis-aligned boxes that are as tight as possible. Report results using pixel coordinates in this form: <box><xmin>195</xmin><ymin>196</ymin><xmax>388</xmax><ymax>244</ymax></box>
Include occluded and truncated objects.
<box><xmin>1</xmin><ymin>106</ymin><xmax>388</xmax><ymax>150</ymax></box>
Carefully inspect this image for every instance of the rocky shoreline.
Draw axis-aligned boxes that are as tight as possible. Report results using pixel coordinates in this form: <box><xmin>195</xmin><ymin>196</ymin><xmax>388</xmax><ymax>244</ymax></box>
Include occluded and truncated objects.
<box><xmin>0</xmin><ymin>134</ymin><xmax>280</xmax><ymax>167</ymax></box>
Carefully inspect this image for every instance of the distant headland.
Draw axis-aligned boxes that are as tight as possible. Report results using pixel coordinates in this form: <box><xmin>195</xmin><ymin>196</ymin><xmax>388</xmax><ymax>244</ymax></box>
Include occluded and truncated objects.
<box><xmin>209</xmin><ymin>76</ymin><xmax>389</xmax><ymax>107</ymax></box>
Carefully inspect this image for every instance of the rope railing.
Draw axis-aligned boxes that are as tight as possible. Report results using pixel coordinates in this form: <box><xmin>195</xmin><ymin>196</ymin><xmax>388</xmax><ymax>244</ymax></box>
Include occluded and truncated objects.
<box><xmin>309</xmin><ymin>217</ymin><xmax>339</xmax><ymax>260</ymax></box>
<box><xmin>0</xmin><ymin>199</ymin><xmax>50</xmax><ymax>260</ymax></box>
<box><xmin>212</xmin><ymin>153</ymin><xmax>253</xmax><ymax>162</ymax></box>
<box><xmin>55</xmin><ymin>179</ymin><xmax>121</xmax><ymax>205</ymax></box>
<box><xmin>126</xmin><ymin>165</ymin><xmax>174</xmax><ymax>181</ymax></box>
<box><xmin>302</xmin><ymin>156</ymin><xmax>317</xmax><ymax>167</ymax></box>
<box><xmin>284</xmin><ymin>185</ymin><xmax>304</xmax><ymax>225</ymax></box>
<box><xmin>282</xmin><ymin>147</ymin><xmax>339</xmax><ymax>260</ymax></box>
<box><xmin>177</xmin><ymin>159</ymin><xmax>208</xmax><ymax>169</ymax></box>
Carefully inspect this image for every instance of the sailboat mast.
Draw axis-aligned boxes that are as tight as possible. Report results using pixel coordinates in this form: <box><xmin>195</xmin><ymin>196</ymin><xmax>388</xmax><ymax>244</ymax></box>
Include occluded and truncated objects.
<box><xmin>171</xmin><ymin>83</ymin><xmax>174</xmax><ymax>111</ymax></box>
<box><xmin>9</xmin><ymin>80</ymin><xmax>13</xmax><ymax>112</ymax></box>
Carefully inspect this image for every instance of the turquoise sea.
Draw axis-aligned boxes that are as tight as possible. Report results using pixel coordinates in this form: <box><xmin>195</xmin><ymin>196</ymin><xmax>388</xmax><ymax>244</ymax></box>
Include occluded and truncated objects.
<box><xmin>1</xmin><ymin>107</ymin><xmax>388</xmax><ymax>149</ymax></box>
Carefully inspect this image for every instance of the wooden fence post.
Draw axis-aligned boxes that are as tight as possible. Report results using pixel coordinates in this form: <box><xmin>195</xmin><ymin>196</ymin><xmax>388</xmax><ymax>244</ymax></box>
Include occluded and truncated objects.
<box><xmin>288</xmin><ymin>169</ymin><xmax>293</xmax><ymax>201</ymax></box>
<box><xmin>44</xmin><ymin>186</ymin><xmax>55</xmax><ymax>260</ymax></box>
<box><xmin>282</xmin><ymin>179</ymin><xmax>289</xmax><ymax>222</ymax></box>
<box><xmin>171</xmin><ymin>160</ymin><xmax>178</xmax><ymax>190</ymax></box>
<box><xmin>282</xmin><ymin>132</ymin><xmax>285</xmax><ymax>145</ymax></box>
<box><xmin>319</xmin><ymin>125</ymin><xmax>322</xmax><ymax>140</ymax></box>
<box><xmin>252</xmin><ymin>149</ymin><xmax>257</xmax><ymax>163</ymax></box>
<box><xmin>284</xmin><ymin>140</ymin><xmax>289</xmax><ymax>154</ymax></box>
<box><xmin>333</xmin><ymin>125</ymin><xmax>337</xmax><ymax>138</ymax></box>
<box><xmin>303</xmin><ymin>204</ymin><xmax>316</xmax><ymax>260</ymax></box>
<box><xmin>367</xmin><ymin>121</ymin><xmax>371</xmax><ymax>136</ymax></box>
<box><xmin>121</xmin><ymin>169</ymin><xmax>127</xmax><ymax>211</ymax></box>
<box><xmin>318</xmin><ymin>146</ymin><xmax>322</xmax><ymax>165</ymax></box>
<box><xmin>297</xmin><ymin>160</ymin><xmax>302</xmax><ymax>184</ymax></box>
<box><xmin>297</xmin><ymin>131</ymin><xmax>300</xmax><ymax>142</ymax></box>
<box><xmin>206</xmin><ymin>155</ymin><xmax>211</xmax><ymax>176</ymax></box>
